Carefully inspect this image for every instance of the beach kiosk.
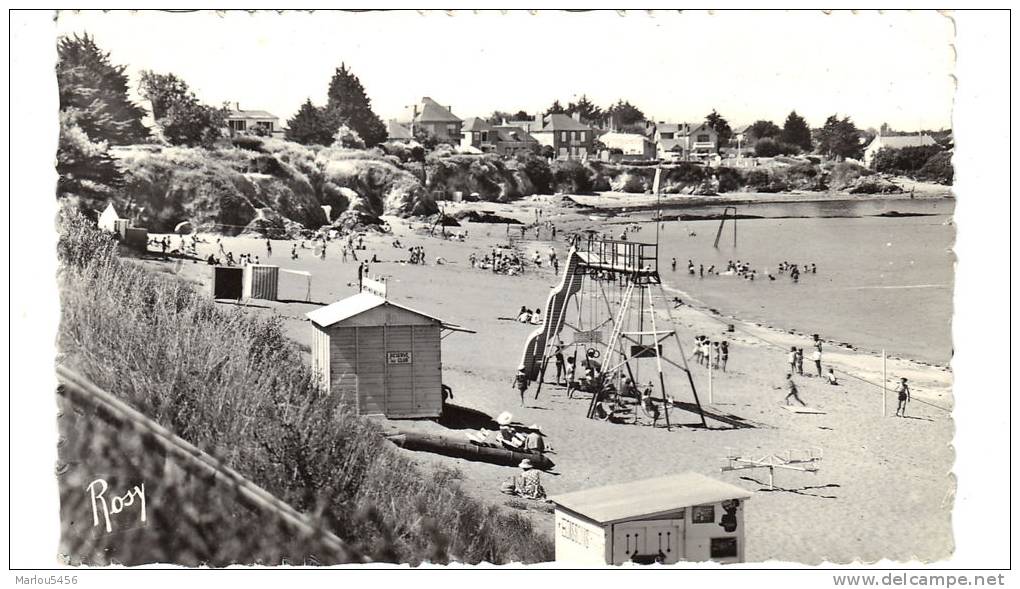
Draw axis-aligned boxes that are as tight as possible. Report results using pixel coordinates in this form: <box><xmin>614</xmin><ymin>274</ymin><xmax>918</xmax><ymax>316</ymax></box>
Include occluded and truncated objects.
<box><xmin>306</xmin><ymin>292</ymin><xmax>447</xmax><ymax>418</ymax></box>
<box><xmin>242</xmin><ymin>264</ymin><xmax>280</xmax><ymax>301</ymax></box>
<box><xmin>549</xmin><ymin>472</ymin><xmax>753</xmax><ymax>565</ymax></box>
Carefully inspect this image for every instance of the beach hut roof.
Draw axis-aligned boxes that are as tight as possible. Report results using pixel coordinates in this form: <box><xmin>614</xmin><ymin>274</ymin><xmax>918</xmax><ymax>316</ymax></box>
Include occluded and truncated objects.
<box><xmin>549</xmin><ymin>472</ymin><xmax>752</xmax><ymax>525</ymax></box>
<box><xmin>306</xmin><ymin>292</ymin><xmax>443</xmax><ymax>328</ymax></box>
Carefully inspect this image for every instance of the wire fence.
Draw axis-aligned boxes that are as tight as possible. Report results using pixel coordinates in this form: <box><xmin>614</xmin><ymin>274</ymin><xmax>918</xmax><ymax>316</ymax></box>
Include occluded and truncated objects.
<box><xmin>668</xmin><ymin>299</ymin><xmax>952</xmax><ymax>414</ymax></box>
<box><xmin>56</xmin><ymin>365</ymin><xmax>367</xmax><ymax>566</ymax></box>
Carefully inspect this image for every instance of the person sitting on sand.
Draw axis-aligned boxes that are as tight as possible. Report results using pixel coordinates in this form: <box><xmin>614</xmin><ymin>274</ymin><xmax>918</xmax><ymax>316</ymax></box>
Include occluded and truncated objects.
<box><xmin>826</xmin><ymin>368</ymin><xmax>839</xmax><ymax>386</ymax></box>
<box><xmin>784</xmin><ymin>373</ymin><xmax>806</xmax><ymax>406</ymax></box>
<box><xmin>530</xmin><ymin>308</ymin><xmax>543</xmax><ymax>325</ymax></box>
<box><xmin>514</xmin><ymin>459</ymin><xmax>546</xmax><ymax>500</ymax></box>
<box><xmin>641</xmin><ymin>385</ymin><xmax>660</xmax><ymax>425</ymax></box>
<box><xmin>524</xmin><ymin>425</ymin><xmax>546</xmax><ymax>454</ymax></box>
<box><xmin>517</xmin><ymin>307</ymin><xmax>532</xmax><ymax>323</ymax></box>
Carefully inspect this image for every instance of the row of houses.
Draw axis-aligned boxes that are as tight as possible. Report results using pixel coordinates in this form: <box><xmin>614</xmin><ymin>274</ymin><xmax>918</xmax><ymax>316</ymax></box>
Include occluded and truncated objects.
<box><xmin>222</xmin><ymin>97</ymin><xmax>940</xmax><ymax>168</ymax></box>
<box><xmin>386</xmin><ymin>97</ymin><xmax>724</xmax><ymax>161</ymax></box>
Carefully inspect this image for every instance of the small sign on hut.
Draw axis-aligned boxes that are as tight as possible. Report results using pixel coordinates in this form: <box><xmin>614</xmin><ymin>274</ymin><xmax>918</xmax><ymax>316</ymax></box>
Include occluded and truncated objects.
<box><xmin>549</xmin><ymin>472</ymin><xmax>752</xmax><ymax>565</ymax></box>
<box><xmin>306</xmin><ymin>292</ymin><xmax>451</xmax><ymax>418</ymax></box>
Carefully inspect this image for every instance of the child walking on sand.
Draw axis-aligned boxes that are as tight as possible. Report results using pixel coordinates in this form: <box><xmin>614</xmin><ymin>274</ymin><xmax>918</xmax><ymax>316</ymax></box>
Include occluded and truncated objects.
<box><xmin>513</xmin><ymin>368</ymin><xmax>530</xmax><ymax>407</ymax></box>
<box><xmin>784</xmin><ymin>374</ymin><xmax>806</xmax><ymax>406</ymax></box>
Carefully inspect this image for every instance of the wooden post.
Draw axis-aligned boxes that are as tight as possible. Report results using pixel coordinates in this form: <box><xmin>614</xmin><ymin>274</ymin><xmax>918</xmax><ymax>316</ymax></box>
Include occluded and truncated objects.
<box><xmin>708</xmin><ymin>359</ymin><xmax>714</xmax><ymax>404</ymax></box>
<box><xmin>882</xmin><ymin>349</ymin><xmax>887</xmax><ymax>417</ymax></box>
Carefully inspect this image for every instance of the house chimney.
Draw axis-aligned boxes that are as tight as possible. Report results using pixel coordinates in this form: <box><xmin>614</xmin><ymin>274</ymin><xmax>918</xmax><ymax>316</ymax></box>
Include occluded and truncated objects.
<box><xmin>235</xmin><ymin>102</ymin><xmax>240</xmax><ymax>111</ymax></box>
<box><xmin>572</xmin><ymin>112</ymin><xmax>581</xmax><ymax>122</ymax></box>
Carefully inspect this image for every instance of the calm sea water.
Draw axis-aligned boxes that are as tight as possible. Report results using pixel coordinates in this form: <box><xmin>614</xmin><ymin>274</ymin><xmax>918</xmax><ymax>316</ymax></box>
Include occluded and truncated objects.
<box><xmin>636</xmin><ymin>199</ymin><xmax>955</xmax><ymax>365</ymax></box>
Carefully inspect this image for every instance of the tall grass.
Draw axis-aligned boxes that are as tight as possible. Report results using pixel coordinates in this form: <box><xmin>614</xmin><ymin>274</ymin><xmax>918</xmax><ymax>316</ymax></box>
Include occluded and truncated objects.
<box><xmin>57</xmin><ymin>211</ymin><xmax>553</xmax><ymax>565</ymax></box>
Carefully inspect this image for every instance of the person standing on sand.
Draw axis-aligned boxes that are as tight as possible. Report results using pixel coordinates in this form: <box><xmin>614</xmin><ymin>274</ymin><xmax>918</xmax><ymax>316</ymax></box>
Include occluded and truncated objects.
<box><xmin>810</xmin><ymin>348</ymin><xmax>823</xmax><ymax>377</ymax></box>
<box><xmin>265</xmin><ymin>239</ymin><xmax>272</xmax><ymax>257</ymax></box>
<box><xmin>720</xmin><ymin>341</ymin><xmax>729</xmax><ymax>372</ymax></box>
<box><xmin>784</xmin><ymin>374</ymin><xmax>806</xmax><ymax>406</ymax></box>
<box><xmin>788</xmin><ymin>347</ymin><xmax>798</xmax><ymax>374</ymax></box>
<box><xmin>672</xmin><ymin>258</ymin><xmax>677</xmax><ymax>271</ymax></box>
<box><xmin>554</xmin><ymin>345</ymin><xmax>566</xmax><ymax>386</ymax></box>
<box><xmin>894</xmin><ymin>377</ymin><xmax>911</xmax><ymax>417</ymax></box>
<box><xmin>513</xmin><ymin>368</ymin><xmax>530</xmax><ymax>407</ymax></box>
<box><xmin>795</xmin><ymin>348</ymin><xmax>805</xmax><ymax>376</ymax></box>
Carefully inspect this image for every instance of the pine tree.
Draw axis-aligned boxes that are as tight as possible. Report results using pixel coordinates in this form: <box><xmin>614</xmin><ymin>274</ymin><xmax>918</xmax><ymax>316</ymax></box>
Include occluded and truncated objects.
<box><xmin>138</xmin><ymin>71</ymin><xmax>225</xmax><ymax>146</ymax></box>
<box><xmin>285</xmin><ymin>99</ymin><xmax>335</xmax><ymax>145</ymax></box>
<box><xmin>606</xmin><ymin>100</ymin><xmax>646</xmax><ymax>129</ymax></box>
<box><xmin>781</xmin><ymin>111</ymin><xmax>813</xmax><ymax>151</ymax></box>
<box><xmin>57</xmin><ymin>111</ymin><xmax>124</xmax><ymax>207</ymax></box>
<box><xmin>545</xmin><ymin>100</ymin><xmax>566</xmax><ymax>115</ymax></box>
<box><xmin>747</xmin><ymin>120</ymin><xmax>782</xmax><ymax>141</ymax></box>
<box><xmin>705</xmin><ymin>109</ymin><xmax>734</xmax><ymax>149</ymax></box>
<box><xmin>566</xmin><ymin>95</ymin><xmax>604</xmax><ymax>125</ymax></box>
<box><xmin>816</xmin><ymin>115</ymin><xmax>863</xmax><ymax>160</ymax></box>
<box><xmin>56</xmin><ymin>33</ymin><xmax>149</xmax><ymax>145</ymax></box>
<box><xmin>325</xmin><ymin>63</ymin><xmax>387</xmax><ymax>147</ymax></box>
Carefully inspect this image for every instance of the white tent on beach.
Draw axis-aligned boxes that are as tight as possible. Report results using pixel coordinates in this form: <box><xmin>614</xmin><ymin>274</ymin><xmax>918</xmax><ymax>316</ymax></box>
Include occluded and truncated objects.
<box><xmin>97</xmin><ymin>203</ymin><xmax>120</xmax><ymax>232</ymax></box>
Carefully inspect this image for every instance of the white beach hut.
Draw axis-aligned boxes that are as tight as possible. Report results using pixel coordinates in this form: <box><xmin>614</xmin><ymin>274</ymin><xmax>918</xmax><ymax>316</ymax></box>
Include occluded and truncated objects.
<box><xmin>549</xmin><ymin>472</ymin><xmax>753</xmax><ymax>565</ymax></box>
<box><xmin>97</xmin><ymin>203</ymin><xmax>120</xmax><ymax>232</ymax></box>
<box><xmin>306</xmin><ymin>293</ymin><xmax>446</xmax><ymax>418</ymax></box>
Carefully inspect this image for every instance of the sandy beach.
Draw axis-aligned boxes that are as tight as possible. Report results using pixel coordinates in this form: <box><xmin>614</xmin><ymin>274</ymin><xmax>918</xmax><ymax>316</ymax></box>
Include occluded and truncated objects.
<box><xmin>143</xmin><ymin>192</ymin><xmax>955</xmax><ymax>564</ymax></box>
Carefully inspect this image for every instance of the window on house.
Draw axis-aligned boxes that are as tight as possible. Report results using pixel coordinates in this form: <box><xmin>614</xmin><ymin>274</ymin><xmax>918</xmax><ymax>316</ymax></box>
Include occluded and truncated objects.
<box><xmin>228</xmin><ymin>120</ymin><xmax>246</xmax><ymax>131</ymax></box>
<box><xmin>448</xmin><ymin>124</ymin><xmax>459</xmax><ymax>135</ymax></box>
<box><xmin>481</xmin><ymin>131</ymin><xmax>488</xmax><ymax>142</ymax></box>
<box><xmin>580</xmin><ymin>131</ymin><xmax>586</xmax><ymax>142</ymax></box>
<box><xmin>660</xmin><ymin>132</ymin><xmax>674</xmax><ymax>139</ymax></box>
<box><xmin>692</xmin><ymin>505</ymin><xmax>716</xmax><ymax>523</ymax></box>
<box><xmin>697</xmin><ymin>134</ymin><xmax>711</xmax><ymax>143</ymax></box>
<box><xmin>710</xmin><ymin>538</ymin><xmax>739</xmax><ymax>559</ymax></box>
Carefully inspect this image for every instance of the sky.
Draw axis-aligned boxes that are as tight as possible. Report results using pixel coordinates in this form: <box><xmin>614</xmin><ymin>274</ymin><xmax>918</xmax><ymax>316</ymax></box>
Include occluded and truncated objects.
<box><xmin>55</xmin><ymin>10</ymin><xmax>956</xmax><ymax>131</ymax></box>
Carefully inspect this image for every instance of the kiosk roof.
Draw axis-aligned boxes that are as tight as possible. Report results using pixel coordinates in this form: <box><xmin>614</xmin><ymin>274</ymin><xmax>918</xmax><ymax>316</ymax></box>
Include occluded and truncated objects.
<box><xmin>549</xmin><ymin>472</ymin><xmax>752</xmax><ymax>525</ymax></box>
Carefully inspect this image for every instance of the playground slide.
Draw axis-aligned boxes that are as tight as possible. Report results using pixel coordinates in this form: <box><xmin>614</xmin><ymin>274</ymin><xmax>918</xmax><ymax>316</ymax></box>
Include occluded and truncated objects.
<box><xmin>519</xmin><ymin>249</ymin><xmax>585</xmax><ymax>381</ymax></box>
